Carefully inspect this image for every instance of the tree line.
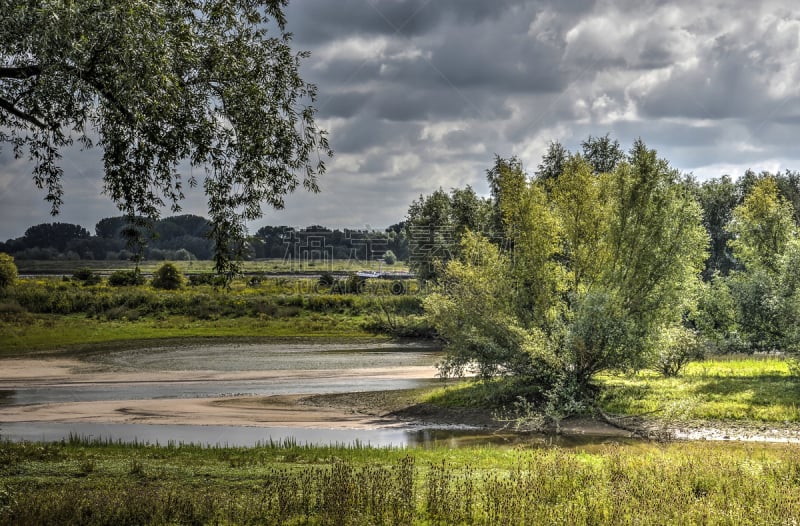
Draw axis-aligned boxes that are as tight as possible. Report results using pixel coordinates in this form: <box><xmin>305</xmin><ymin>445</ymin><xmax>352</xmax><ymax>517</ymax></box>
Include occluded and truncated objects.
<box><xmin>0</xmin><ymin>216</ymin><xmax>409</xmax><ymax>265</ymax></box>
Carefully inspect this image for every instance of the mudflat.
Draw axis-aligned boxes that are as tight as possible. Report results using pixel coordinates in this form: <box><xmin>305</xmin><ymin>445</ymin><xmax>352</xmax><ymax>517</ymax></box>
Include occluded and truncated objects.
<box><xmin>0</xmin><ymin>345</ymin><xmax>441</xmax><ymax>429</ymax></box>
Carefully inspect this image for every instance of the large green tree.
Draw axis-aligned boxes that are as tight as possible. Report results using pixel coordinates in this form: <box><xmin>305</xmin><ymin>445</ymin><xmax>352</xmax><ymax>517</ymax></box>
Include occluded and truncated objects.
<box><xmin>0</xmin><ymin>0</ymin><xmax>331</xmax><ymax>278</ymax></box>
<box><xmin>425</xmin><ymin>140</ymin><xmax>708</xmax><ymax>403</ymax></box>
<box><xmin>0</xmin><ymin>252</ymin><xmax>17</xmax><ymax>290</ymax></box>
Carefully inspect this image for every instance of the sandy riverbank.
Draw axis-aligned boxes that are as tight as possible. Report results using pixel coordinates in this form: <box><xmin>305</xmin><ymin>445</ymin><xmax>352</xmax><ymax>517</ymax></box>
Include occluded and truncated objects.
<box><xmin>4</xmin><ymin>354</ymin><xmax>800</xmax><ymax>443</ymax></box>
<box><xmin>0</xmin><ymin>355</ymin><xmax>440</xmax><ymax>429</ymax></box>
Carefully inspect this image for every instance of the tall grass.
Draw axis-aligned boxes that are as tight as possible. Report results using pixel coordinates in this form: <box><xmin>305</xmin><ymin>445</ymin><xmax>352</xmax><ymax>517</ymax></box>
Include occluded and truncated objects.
<box><xmin>9</xmin><ymin>279</ymin><xmax>423</xmax><ymax>319</ymax></box>
<box><xmin>2</xmin><ymin>440</ymin><xmax>800</xmax><ymax>524</ymax></box>
<box><xmin>0</xmin><ymin>277</ymin><xmax>429</xmax><ymax>353</ymax></box>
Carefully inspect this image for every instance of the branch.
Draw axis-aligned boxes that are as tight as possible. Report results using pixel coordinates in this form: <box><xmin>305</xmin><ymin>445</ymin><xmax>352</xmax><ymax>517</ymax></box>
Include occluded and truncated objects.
<box><xmin>1</xmin><ymin>63</ymin><xmax>135</xmax><ymax>125</ymax></box>
<box><xmin>0</xmin><ymin>65</ymin><xmax>42</xmax><ymax>79</ymax></box>
<box><xmin>0</xmin><ymin>96</ymin><xmax>47</xmax><ymax>128</ymax></box>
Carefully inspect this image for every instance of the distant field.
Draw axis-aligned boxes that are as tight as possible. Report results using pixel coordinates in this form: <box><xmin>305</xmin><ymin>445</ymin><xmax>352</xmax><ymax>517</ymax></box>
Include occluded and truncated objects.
<box><xmin>15</xmin><ymin>258</ymin><xmax>411</xmax><ymax>275</ymax></box>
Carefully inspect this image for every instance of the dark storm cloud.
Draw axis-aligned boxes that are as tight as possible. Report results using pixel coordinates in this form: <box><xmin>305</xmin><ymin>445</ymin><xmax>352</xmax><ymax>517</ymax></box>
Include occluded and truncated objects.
<box><xmin>285</xmin><ymin>0</ymin><xmax>543</xmax><ymax>45</ymax></box>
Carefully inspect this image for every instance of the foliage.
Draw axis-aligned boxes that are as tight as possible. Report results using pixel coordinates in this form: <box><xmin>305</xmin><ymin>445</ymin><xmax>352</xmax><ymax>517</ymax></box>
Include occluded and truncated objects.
<box><xmin>692</xmin><ymin>175</ymin><xmax>741</xmax><ymax>279</ymax></box>
<box><xmin>383</xmin><ymin>249</ymin><xmax>397</xmax><ymax>265</ymax></box>
<box><xmin>691</xmin><ymin>276</ymin><xmax>741</xmax><ymax>353</ymax></box>
<box><xmin>534</xmin><ymin>140</ymin><xmax>567</xmax><ymax>181</ymax></box>
<box><xmin>317</xmin><ymin>272</ymin><xmax>336</xmax><ymax>287</ymax></box>
<box><xmin>0</xmin><ymin>252</ymin><xmax>18</xmax><ymax>290</ymax></box>
<box><xmin>728</xmin><ymin>177</ymin><xmax>795</xmax><ymax>273</ymax></box>
<box><xmin>709</xmin><ymin>177</ymin><xmax>800</xmax><ymax>353</ymax></box>
<box><xmin>1</xmin><ymin>1</ymin><xmax>332</xmax><ymax>279</ymax></box>
<box><xmin>425</xmin><ymin>140</ymin><xmax>708</xmax><ymax>410</ymax></box>
<box><xmin>425</xmin><ymin>232</ymin><xmax>556</xmax><ymax>382</ymax></box>
<box><xmin>72</xmin><ymin>267</ymin><xmax>102</xmax><ymax>285</ymax></box>
<box><xmin>20</xmin><ymin>223</ymin><xmax>91</xmax><ymax>252</ymax></box>
<box><xmin>580</xmin><ymin>133</ymin><xmax>624</xmax><ymax>174</ymax></box>
<box><xmin>150</xmin><ymin>263</ymin><xmax>184</xmax><ymax>290</ymax></box>
<box><xmin>405</xmin><ymin>186</ymin><xmax>493</xmax><ymax>282</ymax></box>
<box><xmin>108</xmin><ymin>270</ymin><xmax>145</xmax><ymax>287</ymax></box>
<box><xmin>651</xmin><ymin>326</ymin><xmax>703</xmax><ymax>377</ymax></box>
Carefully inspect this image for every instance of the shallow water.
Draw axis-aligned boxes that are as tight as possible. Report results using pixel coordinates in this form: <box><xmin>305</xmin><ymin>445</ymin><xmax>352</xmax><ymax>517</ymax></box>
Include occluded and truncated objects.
<box><xmin>1</xmin><ymin>341</ymin><xmax>442</xmax><ymax>405</ymax></box>
<box><xmin>0</xmin><ymin>421</ymin><xmax>642</xmax><ymax>449</ymax></box>
<box><xmin>0</xmin><ymin>377</ymin><xmax>442</xmax><ymax>405</ymax></box>
<box><xmin>0</xmin><ymin>341</ymin><xmax>645</xmax><ymax>448</ymax></box>
<box><xmin>82</xmin><ymin>341</ymin><xmax>441</xmax><ymax>372</ymax></box>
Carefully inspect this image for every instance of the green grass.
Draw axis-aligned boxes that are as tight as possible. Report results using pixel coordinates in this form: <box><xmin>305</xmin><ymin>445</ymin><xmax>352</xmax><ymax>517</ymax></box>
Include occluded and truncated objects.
<box><xmin>0</xmin><ymin>313</ymin><xmax>378</xmax><ymax>356</ymax></box>
<box><xmin>15</xmin><ymin>258</ymin><xmax>411</xmax><ymax>275</ymax></box>
<box><xmin>2</xmin><ymin>438</ymin><xmax>800</xmax><ymax>524</ymax></box>
<box><xmin>598</xmin><ymin>357</ymin><xmax>800</xmax><ymax>422</ymax></box>
<box><xmin>0</xmin><ymin>275</ymin><xmax>428</xmax><ymax>355</ymax></box>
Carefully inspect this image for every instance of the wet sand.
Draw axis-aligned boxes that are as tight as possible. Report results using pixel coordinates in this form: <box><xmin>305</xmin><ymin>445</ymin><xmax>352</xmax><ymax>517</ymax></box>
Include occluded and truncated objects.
<box><xmin>0</xmin><ymin>356</ymin><xmax>438</xmax><ymax>429</ymax></box>
<box><xmin>4</xmin><ymin>355</ymin><xmax>800</xmax><ymax>443</ymax></box>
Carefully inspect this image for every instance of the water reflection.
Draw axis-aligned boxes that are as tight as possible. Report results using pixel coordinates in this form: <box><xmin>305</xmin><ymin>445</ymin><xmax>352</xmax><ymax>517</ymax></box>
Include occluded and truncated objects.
<box><xmin>0</xmin><ymin>422</ymin><xmax>641</xmax><ymax>449</ymax></box>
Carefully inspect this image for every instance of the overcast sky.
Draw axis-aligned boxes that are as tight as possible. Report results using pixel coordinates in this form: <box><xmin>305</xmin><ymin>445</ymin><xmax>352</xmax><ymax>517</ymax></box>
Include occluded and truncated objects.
<box><xmin>2</xmin><ymin>0</ymin><xmax>800</xmax><ymax>240</ymax></box>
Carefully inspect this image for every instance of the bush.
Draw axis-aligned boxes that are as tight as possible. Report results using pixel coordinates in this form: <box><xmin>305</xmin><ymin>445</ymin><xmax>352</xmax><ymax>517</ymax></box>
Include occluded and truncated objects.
<box><xmin>72</xmin><ymin>267</ymin><xmax>101</xmax><ymax>285</ymax></box>
<box><xmin>330</xmin><ymin>274</ymin><xmax>366</xmax><ymax>294</ymax></box>
<box><xmin>151</xmin><ymin>263</ymin><xmax>184</xmax><ymax>290</ymax></box>
<box><xmin>108</xmin><ymin>270</ymin><xmax>145</xmax><ymax>287</ymax></box>
<box><xmin>383</xmin><ymin>250</ymin><xmax>397</xmax><ymax>265</ymax></box>
<box><xmin>0</xmin><ymin>253</ymin><xmax>18</xmax><ymax>290</ymax></box>
<box><xmin>318</xmin><ymin>272</ymin><xmax>336</xmax><ymax>287</ymax></box>
<box><xmin>652</xmin><ymin>326</ymin><xmax>704</xmax><ymax>377</ymax></box>
<box><xmin>188</xmin><ymin>273</ymin><xmax>226</xmax><ymax>287</ymax></box>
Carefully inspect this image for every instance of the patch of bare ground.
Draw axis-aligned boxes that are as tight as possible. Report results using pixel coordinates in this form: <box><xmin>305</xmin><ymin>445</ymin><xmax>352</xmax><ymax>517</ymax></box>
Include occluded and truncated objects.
<box><xmin>300</xmin><ymin>389</ymin><xmax>632</xmax><ymax>436</ymax></box>
<box><xmin>300</xmin><ymin>389</ymin><xmax>500</xmax><ymax>428</ymax></box>
<box><xmin>302</xmin><ymin>390</ymin><xmax>800</xmax><ymax>442</ymax></box>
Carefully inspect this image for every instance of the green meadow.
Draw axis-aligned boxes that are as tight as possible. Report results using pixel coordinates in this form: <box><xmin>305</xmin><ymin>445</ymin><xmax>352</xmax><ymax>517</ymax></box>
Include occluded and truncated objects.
<box><xmin>2</xmin><ymin>437</ymin><xmax>799</xmax><ymax>525</ymax></box>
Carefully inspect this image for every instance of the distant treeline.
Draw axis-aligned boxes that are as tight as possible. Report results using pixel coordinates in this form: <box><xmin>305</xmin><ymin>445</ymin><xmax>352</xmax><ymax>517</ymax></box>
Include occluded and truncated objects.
<box><xmin>0</xmin><ymin>215</ymin><xmax>409</xmax><ymax>264</ymax></box>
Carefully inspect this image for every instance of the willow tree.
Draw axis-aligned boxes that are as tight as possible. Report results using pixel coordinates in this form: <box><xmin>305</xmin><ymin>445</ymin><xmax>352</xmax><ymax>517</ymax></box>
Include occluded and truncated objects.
<box><xmin>425</xmin><ymin>140</ymin><xmax>708</xmax><ymax>404</ymax></box>
<box><xmin>0</xmin><ymin>0</ymin><xmax>332</xmax><ymax>278</ymax></box>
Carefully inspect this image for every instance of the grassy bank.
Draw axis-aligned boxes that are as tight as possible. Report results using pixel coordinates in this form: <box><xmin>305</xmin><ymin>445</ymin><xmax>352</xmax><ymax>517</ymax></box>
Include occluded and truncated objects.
<box><xmin>0</xmin><ymin>276</ymin><xmax>429</xmax><ymax>355</ymax></box>
<box><xmin>598</xmin><ymin>357</ymin><xmax>800</xmax><ymax>423</ymax></box>
<box><xmin>417</xmin><ymin>357</ymin><xmax>800</xmax><ymax>428</ymax></box>
<box><xmin>0</xmin><ymin>314</ymin><xmax>380</xmax><ymax>356</ymax></box>
<box><xmin>1</xmin><ymin>438</ymin><xmax>799</xmax><ymax>524</ymax></box>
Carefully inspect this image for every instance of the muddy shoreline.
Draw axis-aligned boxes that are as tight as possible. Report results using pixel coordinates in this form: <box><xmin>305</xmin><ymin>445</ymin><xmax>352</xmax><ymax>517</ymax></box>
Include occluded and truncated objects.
<box><xmin>3</xmin><ymin>353</ymin><xmax>800</xmax><ymax>443</ymax></box>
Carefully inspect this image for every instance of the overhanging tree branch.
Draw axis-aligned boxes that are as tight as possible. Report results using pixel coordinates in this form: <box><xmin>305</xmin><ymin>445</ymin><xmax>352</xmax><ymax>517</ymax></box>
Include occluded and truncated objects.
<box><xmin>0</xmin><ymin>96</ymin><xmax>47</xmax><ymax>128</ymax></box>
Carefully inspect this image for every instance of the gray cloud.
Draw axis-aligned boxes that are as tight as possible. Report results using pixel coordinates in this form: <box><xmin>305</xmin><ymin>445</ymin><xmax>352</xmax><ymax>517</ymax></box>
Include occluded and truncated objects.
<box><xmin>3</xmin><ymin>0</ymin><xmax>800</xmax><ymax>240</ymax></box>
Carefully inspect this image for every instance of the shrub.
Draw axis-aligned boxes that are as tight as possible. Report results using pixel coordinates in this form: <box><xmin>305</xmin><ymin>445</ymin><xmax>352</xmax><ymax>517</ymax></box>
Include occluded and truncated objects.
<box><xmin>0</xmin><ymin>253</ymin><xmax>18</xmax><ymax>290</ymax></box>
<box><xmin>108</xmin><ymin>270</ymin><xmax>145</xmax><ymax>287</ymax></box>
<box><xmin>188</xmin><ymin>273</ymin><xmax>226</xmax><ymax>287</ymax></box>
<box><xmin>72</xmin><ymin>267</ymin><xmax>101</xmax><ymax>285</ymax></box>
<box><xmin>318</xmin><ymin>272</ymin><xmax>336</xmax><ymax>287</ymax></box>
<box><xmin>652</xmin><ymin>326</ymin><xmax>704</xmax><ymax>377</ymax></box>
<box><xmin>151</xmin><ymin>263</ymin><xmax>184</xmax><ymax>290</ymax></box>
<box><xmin>383</xmin><ymin>250</ymin><xmax>397</xmax><ymax>265</ymax></box>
